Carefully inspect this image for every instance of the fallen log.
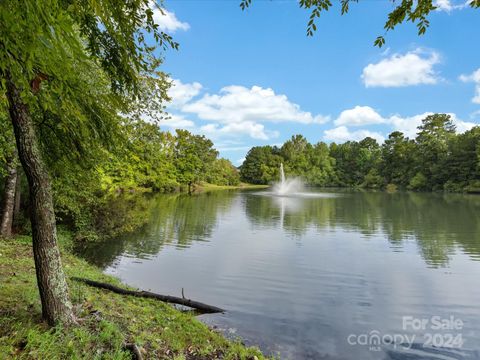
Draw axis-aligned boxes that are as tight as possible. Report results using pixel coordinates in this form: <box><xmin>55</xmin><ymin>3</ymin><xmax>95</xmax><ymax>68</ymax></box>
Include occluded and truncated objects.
<box><xmin>72</xmin><ymin>277</ymin><xmax>224</xmax><ymax>314</ymax></box>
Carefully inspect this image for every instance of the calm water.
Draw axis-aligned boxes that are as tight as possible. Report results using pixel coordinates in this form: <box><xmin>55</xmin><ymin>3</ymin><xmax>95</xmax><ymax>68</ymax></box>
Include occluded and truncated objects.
<box><xmin>77</xmin><ymin>190</ymin><xmax>480</xmax><ymax>359</ymax></box>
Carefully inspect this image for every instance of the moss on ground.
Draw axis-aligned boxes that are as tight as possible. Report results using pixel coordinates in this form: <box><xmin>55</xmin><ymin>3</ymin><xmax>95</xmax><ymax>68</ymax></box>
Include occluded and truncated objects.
<box><xmin>0</xmin><ymin>233</ymin><xmax>266</xmax><ymax>359</ymax></box>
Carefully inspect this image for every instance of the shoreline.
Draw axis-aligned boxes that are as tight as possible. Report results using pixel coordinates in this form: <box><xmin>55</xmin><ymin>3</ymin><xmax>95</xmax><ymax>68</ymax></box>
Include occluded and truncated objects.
<box><xmin>195</xmin><ymin>183</ymin><xmax>270</xmax><ymax>192</ymax></box>
<box><xmin>0</xmin><ymin>233</ymin><xmax>267</xmax><ymax>359</ymax></box>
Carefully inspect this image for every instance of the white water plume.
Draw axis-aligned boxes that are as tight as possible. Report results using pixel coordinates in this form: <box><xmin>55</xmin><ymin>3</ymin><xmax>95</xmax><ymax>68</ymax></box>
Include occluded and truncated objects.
<box><xmin>272</xmin><ymin>163</ymin><xmax>304</xmax><ymax>196</ymax></box>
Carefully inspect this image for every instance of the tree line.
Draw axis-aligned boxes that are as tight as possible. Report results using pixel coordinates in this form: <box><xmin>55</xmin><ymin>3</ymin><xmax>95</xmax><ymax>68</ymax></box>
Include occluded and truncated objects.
<box><xmin>240</xmin><ymin>114</ymin><xmax>480</xmax><ymax>193</ymax></box>
<box><xmin>0</xmin><ymin>117</ymin><xmax>240</xmax><ymax>238</ymax></box>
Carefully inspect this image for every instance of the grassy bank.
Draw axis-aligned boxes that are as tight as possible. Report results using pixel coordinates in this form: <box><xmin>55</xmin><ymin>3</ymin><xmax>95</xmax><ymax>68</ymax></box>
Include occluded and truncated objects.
<box><xmin>0</xmin><ymin>233</ymin><xmax>266</xmax><ymax>360</ymax></box>
<box><xmin>196</xmin><ymin>183</ymin><xmax>269</xmax><ymax>192</ymax></box>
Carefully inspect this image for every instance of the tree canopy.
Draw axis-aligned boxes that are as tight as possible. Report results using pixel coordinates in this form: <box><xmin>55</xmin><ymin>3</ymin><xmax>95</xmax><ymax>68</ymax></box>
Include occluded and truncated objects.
<box><xmin>240</xmin><ymin>114</ymin><xmax>480</xmax><ymax>193</ymax></box>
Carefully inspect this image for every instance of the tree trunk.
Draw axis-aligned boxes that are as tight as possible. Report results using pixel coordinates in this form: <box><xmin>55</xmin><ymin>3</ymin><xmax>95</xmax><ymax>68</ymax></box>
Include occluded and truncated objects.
<box><xmin>0</xmin><ymin>154</ymin><xmax>17</xmax><ymax>237</ymax></box>
<box><xmin>5</xmin><ymin>75</ymin><xmax>74</xmax><ymax>326</ymax></box>
<box><xmin>13</xmin><ymin>167</ymin><xmax>22</xmax><ymax>222</ymax></box>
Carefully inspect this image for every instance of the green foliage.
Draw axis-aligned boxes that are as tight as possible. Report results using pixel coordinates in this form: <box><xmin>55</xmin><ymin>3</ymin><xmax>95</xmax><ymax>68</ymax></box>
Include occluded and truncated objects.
<box><xmin>100</xmin><ymin>120</ymin><xmax>178</xmax><ymax>193</ymax></box>
<box><xmin>0</xmin><ymin>0</ymin><xmax>183</xmax><ymax>241</ymax></box>
<box><xmin>362</xmin><ymin>169</ymin><xmax>384</xmax><ymax>189</ymax></box>
<box><xmin>0</xmin><ymin>0</ymin><xmax>177</xmax><ymax>97</ymax></box>
<box><xmin>380</xmin><ymin>131</ymin><xmax>416</xmax><ymax>187</ymax></box>
<box><xmin>174</xmin><ymin>129</ymin><xmax>219</xmax><ymax>188</ymax></box>
<box><xmin>206</xmin><ymin>158</ymin><xmax>241</xmax><ymax>186</ymax></box>
<box><xmin>408</xmin><ymin>172</ymin><xmax>428</xmax><ymax>191</ymax></box>
<box><xmin>445</xmin><ymin>126</ymin><xmax>480</xmax><ymax>189</ymax></box>
<box><xmin>240</xmin><ymin>114</ymin><xmax>480</xmax><ymax>193</ymax></box>
<box><xmin>49</xmin><ymin>122</ymin><xmax>241</xmax><ymax>237</ymax></box>
<box><xmin>415</xmin><ymin>114</ymin><xmax>456</xmax><ymax>190</ymax></box>
<box><xmin>240</xmin><ymin>146</ymin><xmax>283</xmax><ymax>184</ymax></box>
<box><xmin>386</xmin><ymin>183</ymin><xmax>398</xmax><ymax>193</ymax></box>
<box><xmin>2</xmin><ymin>101</ymin><xmax>243</xmax><ymax>239</ymax></box>
<box><xmin>465</xmin><ymin>180</ymin><xmax>480</xmax><ymax>194</ymax></box>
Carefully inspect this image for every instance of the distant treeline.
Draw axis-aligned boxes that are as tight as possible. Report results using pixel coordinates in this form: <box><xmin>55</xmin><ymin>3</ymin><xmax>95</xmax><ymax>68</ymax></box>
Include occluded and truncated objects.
<box><xmin>240</xmin><ymin>114</ymin><xmax>480</xmax><ymax>193</ymax></box>
<box><xmin>0</xmin><ymin>116</ymin><xmax>239</xmax><ymax>239</ymax></box>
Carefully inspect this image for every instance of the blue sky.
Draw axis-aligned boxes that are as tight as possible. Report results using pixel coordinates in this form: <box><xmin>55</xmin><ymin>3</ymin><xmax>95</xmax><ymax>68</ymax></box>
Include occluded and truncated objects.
<box><xmin>153</xmin><ymin>0</ymin><xmax>480</xmax><ymax>164</ymax></box>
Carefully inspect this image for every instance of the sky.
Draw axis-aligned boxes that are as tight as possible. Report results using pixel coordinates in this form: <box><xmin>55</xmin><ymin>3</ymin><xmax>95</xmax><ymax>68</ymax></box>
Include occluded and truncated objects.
<box><xmin>152</xmin><ymin>0</ymin><xmax>480</xmax><ymax>164</ymax></box>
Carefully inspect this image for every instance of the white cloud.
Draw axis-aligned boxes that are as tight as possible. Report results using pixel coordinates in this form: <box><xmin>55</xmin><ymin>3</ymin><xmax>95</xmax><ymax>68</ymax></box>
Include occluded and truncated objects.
<box><xmin>325</xmin><ymin>107</ymin><xmax>477</xmax><ymax>143</ymax></box>
<box><xmin>459</xmin><ymin>68</ymin><xmax>480</xmax><ymax>104</ymax></box>
<box><xmin>168</xmin><ymin>79</ymin><xmax>203</xmax><ymax>108</ymax></box>
<box><xmin>434</xmin><ymin>0</ymin><xmax>468</xmax><ymax>11</ymax></box>
<box><xmin>335</xmin><ymin>106</ymin><xmax>386</xmax><ymax>126</ymax></box>
<box><xmin>389</xmin><ymin>112</ymin><xmax>434</xmax><ymax>138</ymax></box>
<box><xmin>150</xmin><ymin>2</ymin><xmax>190</xmax><ymax>32</ymax></box>
<box><xmin>165</xmin><ymin>77</ymin><xmax>477</xmax><ymax>147</ymax></box>
<box><xmin>324</xmin><ymin>126</ymin><xmax>385</xmax><ymax>144</ymax></box>
<box><xmin>455</xmin><ymin>119</ymin><xmax>477</xmax><ymax>133</ymax></box>
<box><xmin>388</xmin><ymin>112</ymin><xmax>477</xmax><ymax>139</ymax></box>
<box><xmin>391</xmin><ymin>112</ymin><xmax>476</xmax><ymax>137</ymax></box>
<box><xmin>176</xmin><ymin>84</ymin><xmax>328</xmax><ymax>140</ymax></box>
<box><xmin>362</xmin><ymin>49</ymin><xmax>441</xmax><ymax>87</ymax></box>
<box><xmin>217</xmin><ymin>146</ymin><xmax>252</xmax><ymax>152</ymax></box>
<box><xmin>200</xmin><ymin>121</ymin><xmax>278</xmax><ymax>140</ymax></box>
<box><xmin>182</xmin><ymin>85</ymin><xmax>330</xmax><ymax>125</ymax></box>
<box><xmin>160</xmin><ymin>114</ymin><xmax>195</xmax><ymax>129</ymax></box>
<box><xmin>447</xmin><ymin>113</ymin><xmax>477</xmax><ymax>133</ymax></box>
<box><xmin>435</xmin><ymin>0</ymin><xmax>454</xmax><ymax>11</ymax></box>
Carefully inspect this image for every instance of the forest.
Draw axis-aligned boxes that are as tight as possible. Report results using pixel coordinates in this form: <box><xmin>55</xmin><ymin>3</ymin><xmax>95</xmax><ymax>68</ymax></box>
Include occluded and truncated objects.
<box><xmin>240</xmin><ymin>114</ymin><xmax>480</xmax><ymax>193</ymax></box>
<box><xmin>0</xmin><ymin>115</ymin><xmax>240</xmax><ymax>238</ymax></box>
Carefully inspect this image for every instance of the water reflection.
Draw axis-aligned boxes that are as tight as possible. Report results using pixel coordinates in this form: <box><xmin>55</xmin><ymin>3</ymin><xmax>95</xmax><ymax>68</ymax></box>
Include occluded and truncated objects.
<box><xmin>76</xmin><ymin>191</ymin><xmax>237</xmax><ymax>267</ymax></box>
<box><xmin>75</xmin><ymin>189</ymin><xmax>480</xmax><ymax>360</ymax></box>
<box><xmin>244</xmin><ymin>190</ymin><xmax>480</xmax><ymax>267</ymax></box>
<box><xmin>78</xmin><ymin>190</ymin><xmax>480</xmax><ymax>269</ymax></box>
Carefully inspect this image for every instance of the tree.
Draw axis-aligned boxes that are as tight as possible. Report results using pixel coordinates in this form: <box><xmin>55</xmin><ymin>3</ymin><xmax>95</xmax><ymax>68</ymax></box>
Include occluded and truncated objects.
<box><xmin>0</xmin><ymin>112</ymin><xmax>18</xmax><ymax>237</ymax></box>
<box><xmin>415</xmin><ymin>114</ymin><xmax>456</xmax><ymax>190</ymax></box>
<box><xmin>206</xmin><ymin>159</ymin><xmax>241</xmax><ymax>186</ymax></box>
<box><xmin>445</xmin><ymin>126</ymin><xmax>480</xmax><ymax>192</ymax></box>
<box><xmin>0</xmin><ymin>0</ymin><xmax>175</xmax><ymax>325</ymax></box>
<box><xmin>100</xmin><ymin>119</ymin><xmax>178</xmax><ymax>193</ymax></box>
<box><xmin>240</xmin><ymin>146</ymin><xmax>283</xmax><ymax>184</ymax></box>
<box><xmin>0</xmin><ymin>152</ymin><xmax>17</xmax><ymax>237</ymax></box>
<box><xmin>238</xmin><ymin>115</ymin><xmax>479</xmax><ymax>192</ymax></box>
<box><xmin>357</xmin><ymin>137</ymin><xmax>382</xmax><ymax>186</ymax></box>
<box><xmin>174</xmin><ymin>130</ymin><xmax>218</xmax><ymax>193</ymax></box>
<box><xmin>381</xmin><ymin>131</ymin><xmax>416</xmax><ymax>186</ymax></box>
<box><xmin>241</xmin><ymin>0</ymin><xmax>480</xmax><ymax>47</ymax></box>
<box><xmin>305</xmin><ymin>142</ymin><xmax>335</xmax><ymax>186</ymax></box>
<box><xmin>329</xmin><ymin>140</ymin><xmax>379</xmax><ymax>186</ymax></box>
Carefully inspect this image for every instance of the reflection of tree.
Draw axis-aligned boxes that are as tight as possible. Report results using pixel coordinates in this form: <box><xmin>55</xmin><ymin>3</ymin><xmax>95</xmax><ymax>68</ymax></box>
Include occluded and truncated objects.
<box><xmin>76</xmin><ymin>191</ymin><xmax>236</xmax><ymax>268</ymax></box>
<box><xmin>244</xmin><ymin>194</ymin><xmax>335</xmax><ymax>236</ymax></box>
<box><xmin>244</xmin><ymin>191</ymin><xmax>480</xmax><ymax>268</ymax></box>
<box><xmin>142</xmin><ymin>191</ymin><xmax>235</xmax><ymax>249</ymax></box>
<box><xmin>77</xmin><ymin>190</ymin><xmax>480</xmax><ymax>269</ymax></box>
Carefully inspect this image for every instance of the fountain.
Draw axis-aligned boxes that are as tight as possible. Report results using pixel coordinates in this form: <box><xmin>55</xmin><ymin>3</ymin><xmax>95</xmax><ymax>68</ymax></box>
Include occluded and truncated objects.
<box><xmin>272</xmin><ymin>163</ymin><xmax>304</xmax><ymax>196</ymax></box>
<box><xmin>254</xmin><ymin>163</ymin><xmax>337</xmax><ymax>201</ymax></box>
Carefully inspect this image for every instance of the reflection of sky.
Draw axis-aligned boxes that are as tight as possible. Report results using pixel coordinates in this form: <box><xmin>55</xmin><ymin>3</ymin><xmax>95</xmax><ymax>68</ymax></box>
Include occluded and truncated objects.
<box><xmin>104</xmin><ymin>192</ymin><xmax>480</xmax><ymax>360</ymax></box>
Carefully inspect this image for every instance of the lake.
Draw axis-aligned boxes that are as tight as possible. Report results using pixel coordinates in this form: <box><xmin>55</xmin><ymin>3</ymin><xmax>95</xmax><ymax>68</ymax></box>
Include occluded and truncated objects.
<box><xmin>76</xmin><ymin>189</ymin><xmax>480</xmax><ymax>359</ymax></box>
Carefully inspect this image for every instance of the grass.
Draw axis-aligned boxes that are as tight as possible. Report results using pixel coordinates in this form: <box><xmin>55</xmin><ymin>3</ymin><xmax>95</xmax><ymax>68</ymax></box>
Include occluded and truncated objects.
<box><xmin>196</xmin><ymin>183</ymin><xmax>269</xmax><ymax>192</ymax></box>
<box><xmin>0</xmin><ymin>232</ymin><xmax>267</xmax><ymax>360</ymax></box>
